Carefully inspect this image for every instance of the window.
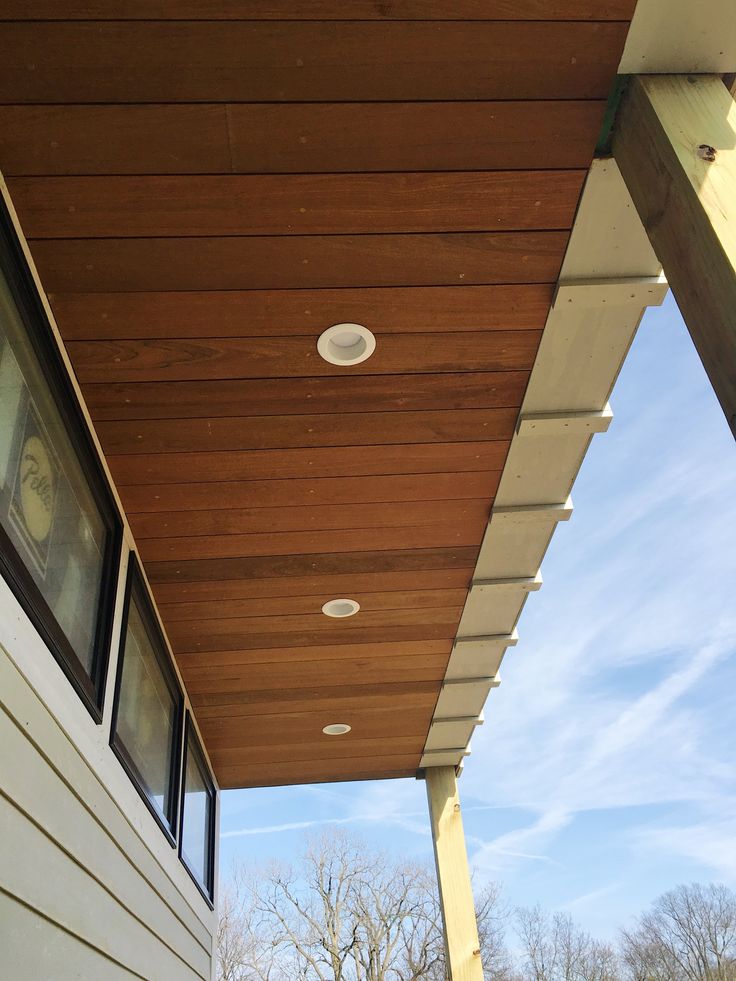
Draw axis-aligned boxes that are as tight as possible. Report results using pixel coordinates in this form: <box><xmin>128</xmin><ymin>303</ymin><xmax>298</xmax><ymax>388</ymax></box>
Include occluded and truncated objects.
<box><xmin>0</xmin><ymin>200</ymin><xmax>121</xmax><ymax>718</ymax></box>
<box><xmin>179</xmin><ymin>715</ymin><xmax>216</xmax><ymax>903</ymax></box>
<box><xmin>111</xmin><ymin>556</ymin><xmax>183</xmax><ymax>840</ymax></box>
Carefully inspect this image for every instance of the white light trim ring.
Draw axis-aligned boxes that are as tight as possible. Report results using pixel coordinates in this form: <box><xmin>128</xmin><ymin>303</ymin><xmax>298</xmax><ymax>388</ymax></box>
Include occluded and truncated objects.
<box><xmin>322</xmin><ymin>723</ymin><xmax>352</xmax><ymax>736</ymax></box>
<box><xmin>322</xmin><ymin>598</ymin><xmax>360</xmax><ymax>618</ymax></box>
<box><xmin>317</xmin><ymin>323</ymin><xmax>376</xmax><ymax>366</ymax></box>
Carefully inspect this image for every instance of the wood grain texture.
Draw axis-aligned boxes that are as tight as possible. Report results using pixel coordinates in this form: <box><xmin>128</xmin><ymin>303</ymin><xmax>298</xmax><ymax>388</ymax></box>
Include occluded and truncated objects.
<box><xmin>207</xmin><ymin>736</ymin><xmax>428</xmax><ymax>768</ymax></box>
<box><xmin>130</xmin><ymin>500</ymin><xmax>489</xmax><ymax>540</ymax></box>
<box><xmin>175</xmin><ymin>640</ymin><xmax>452</xmax><ymax>668</ymax></box>
<box><xmin>10</xmin><ymin>171</ymin><xmax>584</xmax><ymax>238</ymax></box>
<box><xmin>50</xmin><ymin>285</ymin><xmax>552</xmax><ymax>340</ymax></box>
<box><xmin>139</xmin><ymin>522</ymin><xmax>484</xmax><ymax>562</ymax></box>
<box><xmin>191</xmin><ymin>684</ymin><xmax>440</xmax><ymax>717</ymax></box>
<box><xmin>160</xmin><ymin>588</ymin><xmax>469</xmax><ymax>621</ymax></box>
<box><xmin>81</xmin><ymin>373</ymin><xmax>529</xmax><ymax>421</ymax></box>
<box><xmin>69</xmin><ymin>333</ymin><xmax>540</xmax><ymax>383</ymax></box>
<box><xmin>0</xmin><ymin>2</ymin><xmax>638</xmax><ymax>21</ymax></box>
<box><xmin>153</xmin><ymin>573</ymin><xmax>472</xmax><ymax>605</ymax></box>
<box><xmin>0</xmin><ymin>102</ymin><xmax>605</xmax><ymax>175</ymax></box>
<box><xmin>95</xmin><ymin>408</ymin><xmax>518</xmax><ymax>454</ymax></box>
<box><xmin>216</xmin><ymin>760</ymin><xmax>416</xmax><ymax>790</ymax></box>
<box><xmin>107</xmin><ymin>441</ymin><xmax>510</xmax><ymax>485</ymax></box>
<box><xmin>145</xmin><ymin>546</ymin><xmax>479</xmax><ymax>584</ymax></box>
<box><xmin>122</xmin><ymin>471</ymin><xmax>499</xmax><ymax>513</ymax></box>
<box><xmin>31</xmin><ymin>232</ymin><xmax>569</xmax><ymax>292</ymax></box>
<box><xmin>0</xmin><ymin>22</ymin><xmax>628</xmax><ymax>103</ymax></box>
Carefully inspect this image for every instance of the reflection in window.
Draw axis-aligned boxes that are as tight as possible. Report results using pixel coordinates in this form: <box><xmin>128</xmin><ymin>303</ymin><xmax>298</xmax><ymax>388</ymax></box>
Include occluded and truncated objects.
<box><xmin>112</xmin><ymin>560</ymin><xmax>182</xmax><ymax>837</ymax></box>
<box><xmin>180</xmin><ymin>718</ymin><xmax>216</xmax><ymax>900</ymax></box>
<box><xmin>0</xmin><ymin>208</ymin><xmax>120</xmax><ymax>714</ymax></box>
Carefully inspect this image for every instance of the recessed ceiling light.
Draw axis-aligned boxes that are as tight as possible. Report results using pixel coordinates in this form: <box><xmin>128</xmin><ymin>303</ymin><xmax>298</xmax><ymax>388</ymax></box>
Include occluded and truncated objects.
<box><xmin>322</xmin><ymin>723</ymin><xmax>352</xmax><ymax>736</ymax></box>
<box><xmin>317</xmin><ymin>323</ymin><xmax>376</xmax><ymax>366</ymax></box>
<box><xmin>322</xmin><ymin>598</ymin><xmax>360</xmax><ymax>618</ymax></box>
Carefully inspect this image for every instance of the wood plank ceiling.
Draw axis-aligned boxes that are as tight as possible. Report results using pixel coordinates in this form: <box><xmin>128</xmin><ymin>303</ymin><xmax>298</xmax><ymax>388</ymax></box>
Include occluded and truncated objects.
<box><xmin>0</xmin><ymin>2</ymin><xmax>634</xmax><ymax>789</ymax></box>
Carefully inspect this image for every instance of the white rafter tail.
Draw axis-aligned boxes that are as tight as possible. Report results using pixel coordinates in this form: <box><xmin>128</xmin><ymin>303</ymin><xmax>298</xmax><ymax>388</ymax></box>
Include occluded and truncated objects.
<box><xmin>420</xmin><ymin>745</ymin><xmax>473</xmax><ymax>769</ymax></box>
<box><xmin>435</xmin><ymin>678</ymin><xmax>498</xmax><ymax>719</ymax></box>
<box><xmin>517</xmin><ymin>404</ymin><xmax>613</xmax><ymax>437</ymax></box>
<box><xmin>553</xmin><ymin>273</ymin><xmax>669</xmax><ymax>310</ymax></box>
<box><xmin>446</xmin><ymin>630</ymin><xmax>518</xmax><ymax>680</ymax></box>
<box><xmin>424</xmin><ymin>714</ymin><xmax>484</xmax><ymax>754</ymax></box>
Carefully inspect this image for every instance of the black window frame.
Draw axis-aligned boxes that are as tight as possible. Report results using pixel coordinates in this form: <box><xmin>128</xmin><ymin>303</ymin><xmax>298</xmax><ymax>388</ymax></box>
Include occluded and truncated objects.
<box><xmin>178</xmin><ymin>713</ymin><xmax>217</xmax><ymax>906</ymax></box>
<box><xmin>110</xmin><ymin>554</ymin><xmax>184</xmax><ymax>845</ymax></box>
<box><xmin>0</xmin><ymin>198</ymin><xmax>123</xmax><ymax>722</ymax></box>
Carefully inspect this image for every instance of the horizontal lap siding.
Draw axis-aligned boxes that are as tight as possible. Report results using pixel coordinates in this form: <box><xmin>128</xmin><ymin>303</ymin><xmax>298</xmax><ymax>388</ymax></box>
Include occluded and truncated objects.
<box><xmin>0</xmin><ymin>645</ymin><xmax>212</xmax><ymax>980</ymax></box>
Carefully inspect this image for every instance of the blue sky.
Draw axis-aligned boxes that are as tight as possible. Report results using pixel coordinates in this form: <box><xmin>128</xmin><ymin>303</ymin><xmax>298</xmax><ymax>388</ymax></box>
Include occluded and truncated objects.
<box><xmin>218</xmin><ymin>293</ymin><xmax>736</xmax><ymax>940</ymax></box>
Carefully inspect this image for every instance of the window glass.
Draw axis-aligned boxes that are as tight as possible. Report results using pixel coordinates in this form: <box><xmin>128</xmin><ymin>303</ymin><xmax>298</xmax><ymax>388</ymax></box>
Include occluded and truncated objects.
<box><xmin>112</xmin><ymin>564</ymin><xmax>182</xmax><ymax>835</ymax></box>
<box><xmin>181</xmin><ymin>721</ymin><xmax>215</xmax><ymax>898</ymax></box>
<box><xmin>0</xmin><ymin>214</ymin><xmax>119</xmax><ymax>713</ymax></box>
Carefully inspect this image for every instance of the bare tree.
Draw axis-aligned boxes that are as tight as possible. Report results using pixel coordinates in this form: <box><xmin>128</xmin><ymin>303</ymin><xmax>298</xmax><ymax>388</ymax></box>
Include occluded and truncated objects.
<box><xmin>620</xmin><ymin>884</ymin><xmax>736</xmax><ymax>981</ymax></box>
<box><xmin>216</xmin><ymin>831</ymin><xmax>510</xmax><ymax>981</ymax></box>
<box><xmin>515</xmin><ymin>905</ymin><xmax>619</xmax><ymax>981</ymax></box>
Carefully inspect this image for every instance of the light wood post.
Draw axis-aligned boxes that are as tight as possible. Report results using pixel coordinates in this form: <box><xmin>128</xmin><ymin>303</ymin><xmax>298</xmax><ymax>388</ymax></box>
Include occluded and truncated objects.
<box><xmin>425</xmin><ymin>766</ymin><xmax>484</xmax><ymax>981</ymax></box>
<box><xmin>613</xmin><ymin>74</ymin><xmax>736</xmax><ymax>439</ymax></box>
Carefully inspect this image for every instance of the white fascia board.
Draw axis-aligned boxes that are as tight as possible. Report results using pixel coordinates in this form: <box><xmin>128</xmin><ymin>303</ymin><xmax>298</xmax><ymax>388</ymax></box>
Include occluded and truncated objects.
<box><xmin>475</xmin><ymin>503</ymin><xmax>571</xmax><ymax>580</ymax></box>
<box><xmin>424</xmin><ymin>715</ymin><xmax>483</xmax><ymax>752</ymax></box>
<box><xmin>492</xmin><ymin>499</ymin><xmax>574</xmax><ymax>521</ymax></box>
<box><xmin>421</xmin><ymin>748</ymin><xmax>471</xmax><ymax>768</ymax></box>
<box><xmin>458</xmin><ymin>574</ymin><xmax>541</xmax><ymax>636</ymax></box>
<box><xmin>517</xmin><ymin>405</ymin><xmax>613</xmax><ymax>437</ymax></box>
<box><xmin>619</xmin><ymin>0</ymin><xmax>736</xmax><ymax>73</ymax></box>
<box><xmin>553</xmin><ymin>274</ymin><xmax>669</xmax><ymax>310</ymax></box>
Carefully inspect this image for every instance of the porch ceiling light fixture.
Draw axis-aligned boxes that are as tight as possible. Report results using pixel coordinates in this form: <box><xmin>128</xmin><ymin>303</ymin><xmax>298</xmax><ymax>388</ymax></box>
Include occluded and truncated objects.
<box><xmin>322</xmin><ymin>598</ymin><xmax>360</xmax><ymax>618</ymax></box>
<box><xmin>322</xmin><ymin>723</ymin><xmax>352</xmax><ymax>736</ymax></box>
<box><xmin>317</xmin><ymin>323</ymin><xmax>376</xmax><ymax>366</ymax></box>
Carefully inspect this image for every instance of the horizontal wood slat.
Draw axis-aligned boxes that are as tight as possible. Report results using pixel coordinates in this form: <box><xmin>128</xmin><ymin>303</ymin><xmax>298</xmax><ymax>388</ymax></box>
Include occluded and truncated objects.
<box><xmin>216</xmin><ymin>760</ymin><xmax>417</xmax><ymax>790</ymax></box>
<box><xmin>192</xmin><ymin>684</ymin><xmax>441</xmax><ymax>716</ymax></box>
<box><xmin>0</xmin><ymin>22</ymin><xmax>628</xmax><ymax>103</ymax></box>
<box><xmin>176</xmin><ymin>640</ymin><xmax>452</xmax><ymax>668</ymax></box>
<box><xmin>118</xmin><ymin>472</ymin><xmax>500</xmax><ymax>514</ymax></box>
<box><xmin>208</xmin><ymin>737</ymin><xmax>428</xmax><ymax>769</ymax></box>
<box><xmin>31</xmin><ymin>232</ymin><xmax>569</xmax><ymax>292</ymax></box>
<box><xmin>152</xmin><ymin>573</ymin><xmax>472</xmax><ymax>605</ymax></box>
<box><xmin>159</xmin><ymin>587</ymin><xmax>469</xmax><ymax>621</ymax></box>
<box><xmin>145</xmin><ymin>546</ymin><xmax>479</xmax><ymax>584</ymax></box>
<box><xmin>68</xmin><ymin>333</ymin><xmax>540</xmax><ymax>383</ymax></box>
<box><xmin>95</xmin><ymin>408</ymin><xmax>518</xmax><ymax>454</ymax></box>
<box><xmin>0</xmin><ymin>103</ymin><xmax>605</xmax><ymax>176</ymax></box>
<box><xmin>0</xmin><ymin>2</ymin><xmax>637</xmax><ymax>21</ymax></box>
<box><xmin>9</xmin><ymin>172</ymin><xmax>584</xmax><ymax>238</ymax></box>
<box><xmin>49</xmin><ymin>285</ymin><xmax>552</xmax><ymax>340</ymax></box>
<box><xmin>139</xmin><ymin>521</ymin><xmax>484</xmax><ymax>562</ymax></box>
<box><xmin>181</xmin><ymin>654</ymin><xmax>448</xmax><ymax>694</ymax></box>
<box><xmin>108</xmin><ymin>441</ymin><xmax>508</xmax><ymax>485</ymax></box>
<box><xmin>81</xmin><ymin>372</ymin><xmax>529</xmax><ymax>420</ymax></box>
<box><xmin>130</xmin><ymin>500</ymin><xmax>489</xmax><ymax>540</ymax></box>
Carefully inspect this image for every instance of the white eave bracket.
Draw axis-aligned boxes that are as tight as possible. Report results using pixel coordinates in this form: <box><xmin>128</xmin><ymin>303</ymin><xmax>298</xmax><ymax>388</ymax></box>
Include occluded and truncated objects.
<box><xmin>553</xmin><ymin>273</ymin><xmax>668</xmax><ymax>310</ymax></box>
<box><xmin>517</xmin><ymin>405</ymin><xmax>613</xmax><ymax>437</ymax></box>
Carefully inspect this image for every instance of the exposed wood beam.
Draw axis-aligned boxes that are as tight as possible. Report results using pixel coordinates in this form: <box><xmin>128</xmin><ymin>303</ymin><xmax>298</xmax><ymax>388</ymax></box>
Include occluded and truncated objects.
<box><xmin>613</xmin><ymin>74</ymin><xmax>736</xmax><ymax>438</ymax></box>
<box><xmin>425</xmin><ymin>766</ymin><xmax>484</xmax><ymax>981</ymax></box>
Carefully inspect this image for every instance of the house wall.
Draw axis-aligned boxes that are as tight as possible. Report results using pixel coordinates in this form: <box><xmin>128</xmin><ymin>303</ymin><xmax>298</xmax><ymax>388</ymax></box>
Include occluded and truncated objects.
<box><xmin>0</xmin><ymin>562</ymin><xmax>217</xmax><ymax>981</ymax></box>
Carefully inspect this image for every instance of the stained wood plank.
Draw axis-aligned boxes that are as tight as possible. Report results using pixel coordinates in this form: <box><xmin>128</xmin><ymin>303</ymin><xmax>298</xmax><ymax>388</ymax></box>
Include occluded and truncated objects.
<box><xmin>0</xmin><ymin>103</ymin><xmax>605</xmax><ymax>176</ymax></box>
<box><xmin>0</xmin><ymin>2</ymin><xmax>638</xmax><ymax>21</ymax></box>
<box><xmin>108</xmin><ymin>441</ymin><xmax>509</xmax><ymax>485</ymax></box>
<box><xmin>96</xmin><ymin>408</ymin><xmax>518</xmax><ymax>454</ymax></box>
<box><xmin>50</xmin><ymin>285</ymin><xmax>553</xmax><ymax>340</ymax></box>
<box><xmin>69</xmin><ymin>334</ymin><xmax>541</xmax><ymax>383</ymax></box>
<box><xmin>139</xmin><ymin>522</ymin><xmax>483</xmax><ymax>561</ymax></box>
<box><xmin>153</xmin><ymin>572</ymin><xmax>471</xmax><ymax>605</ymax></box>
<box><xmin>0</xmin><ymin>22</ymin><xmax>629</xmax><ymax>103</ymax></box>
<box><xmin>175</xmin><ymin>640</ymin><xmax>452</xmax><ymax>667</ymax></box>
<box><xmin>119</xmin><ymin>472</ymin><xmax>500</xmax><ymax>514</ymax></box>
<box><xmin>207</xmin><ymin>737</ymin><xmax>428</xmax><ymax>770</ymax></box>
<box><xmin>191</xmin><ymin>684</ymin><xmax>440</xmax><ymax>716</ymax></box>
<box><xmin>81</xmin><ymin>373</ymin><xmax>529</xmax><ymax>421</ymax></box>
<box><xmin>216</xmin><ymin>760</ymin><xmax>417</xmax><ymax>790</ymax></box>
<box><xmin>31</xmin><ymin>232</ymin><xmax>569</xmax><ymax>291</ymax></box>
<box><xmin>181</xmin><ymin>652</ymin><xmax>448</xmax><ymax>691</ymax></box>
<box><xmin>161</xmin><ymin>588</ymin><xmax>468</xmax><ymax>621</ymax></box>
<box><xmin>146</xmin><ymin>546</ymin><xmax>479</xmax><ymax>584</ymax></box>
<box><xmin>173</xmin><ymin>611</ymin><xmax>461</xmax><ymax>652</ymax></box>
<box><xmin>131</xmin><ymin>501</ymin><xmax>489</xmax><ymax>540</ymax></box>
<box><xmin>9</xmin><ymin>172</ymin><xmax>584</xmax><ymax>238</ymax></box>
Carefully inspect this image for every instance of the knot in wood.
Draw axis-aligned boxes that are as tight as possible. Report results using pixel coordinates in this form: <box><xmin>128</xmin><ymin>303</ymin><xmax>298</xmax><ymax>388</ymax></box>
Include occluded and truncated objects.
<box><xmin>697</xmin><ymin>144</ymin><xmax>717</xmax><ymax>162</ymax></box>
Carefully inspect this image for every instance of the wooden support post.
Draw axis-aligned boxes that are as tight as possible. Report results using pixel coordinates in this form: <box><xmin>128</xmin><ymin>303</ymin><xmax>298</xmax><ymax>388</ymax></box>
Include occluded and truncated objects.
<box><xmin>613</xmin><ymin>75</ymin><xmax>736</xmax><ymax>438</ymax></box>
<box><xmin>425</xmin><ymin>766</ymin><xmax>484</xmax><ymax>981</ymax></box>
